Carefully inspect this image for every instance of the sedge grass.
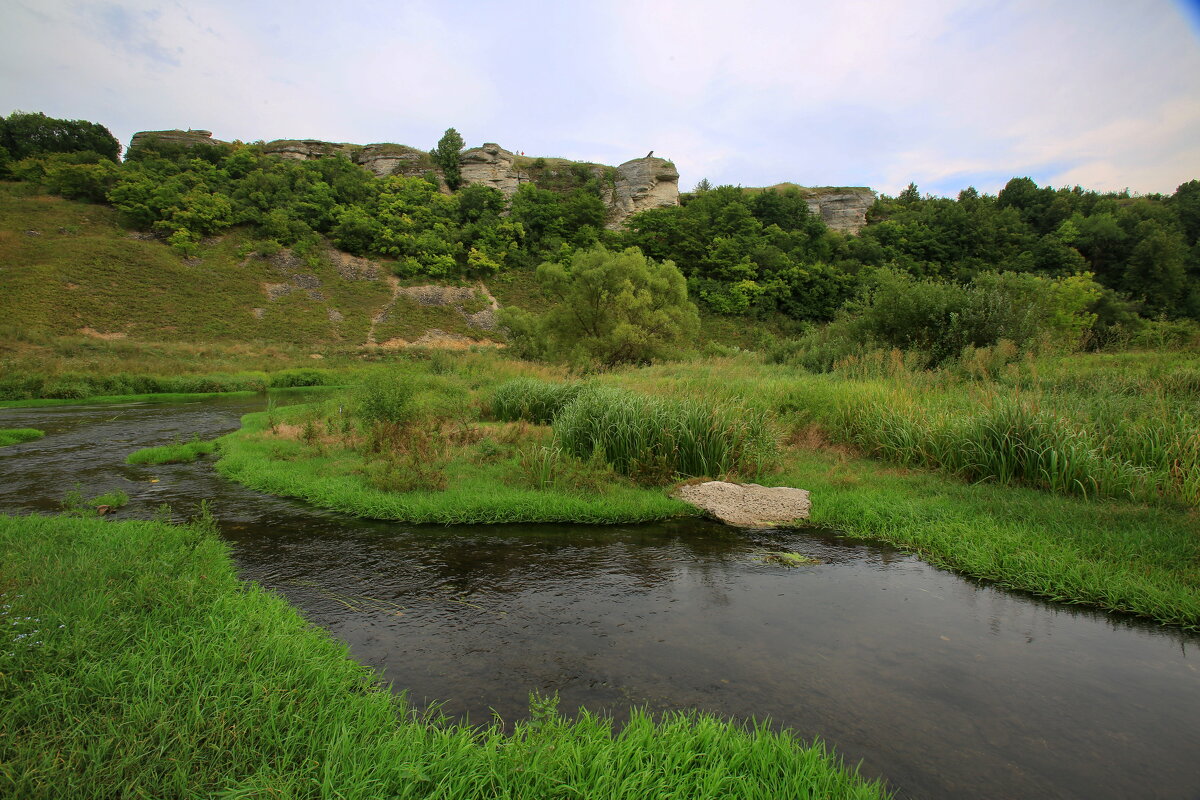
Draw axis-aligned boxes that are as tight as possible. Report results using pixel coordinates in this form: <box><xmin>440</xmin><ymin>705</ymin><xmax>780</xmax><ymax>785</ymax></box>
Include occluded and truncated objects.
<box><xmin>126</xmin><ymin>436</ymin><xmax>218</xmax><ymax>465</ymax></box>
<box><xmin>490</xmin><ymin>377</ymin><xmax>589</xmax><ymax>424</ymax></box>
<box><xmin>0</xmin><ymin>427</ymin><xmax>44</xmax><ymax>446</ymax></box>
<box><xmin>0</xmin><ymin>512</ymin><xmax>887</xmax><ymax>799</ymax></box>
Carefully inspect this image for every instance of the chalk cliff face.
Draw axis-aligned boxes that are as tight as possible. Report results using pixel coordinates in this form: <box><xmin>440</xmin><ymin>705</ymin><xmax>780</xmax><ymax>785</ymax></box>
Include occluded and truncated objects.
<box><xmin>608</xmin><ymin>156</ymin><xmax>681</xmax><ymax>228</ymax></box>
<box><xmin>458</xmin><ymin>143</ymin><xmax>520</xmax><ymax>196</ymax></box>
<box><xmin>260</xmin><ymin>140</ymin><xmax>432</xmax><ymax>178</ymax></box>
<box><xmin>801</xmin><ymin>188</ymin><xmax>876</xmax><ymax>233</ymax></box>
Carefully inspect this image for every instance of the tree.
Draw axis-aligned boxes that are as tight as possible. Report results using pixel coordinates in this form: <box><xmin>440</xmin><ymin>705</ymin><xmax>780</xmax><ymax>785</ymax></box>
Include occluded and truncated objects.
<box><xmin>499</xmin><ymin>246</ymin><xmax>700</xmax><ymax>366</ymax></box>
<box><xmin>432</xmin><ymin>127</ymin><xmax>464</xmax><ymax>190</ymax></box>
<box><xmin>0</xmin><ymin>111</ymin><xmax>121</xmax><ymax>161</ymax></box>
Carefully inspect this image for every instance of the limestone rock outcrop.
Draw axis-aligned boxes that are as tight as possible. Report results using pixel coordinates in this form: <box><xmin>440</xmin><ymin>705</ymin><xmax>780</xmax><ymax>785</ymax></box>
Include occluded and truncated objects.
<box><xmin>672</xmin><ymin>481</ymin><xmax>811</xmax><ymax>528</ymax></box>
<box><xmin>355</xmin><ymin>143</ymin><xmax>433</xmax><ymax>178</ymax></box>
<box><xmin>261</xmin><ymin>140</ymin><xmax>432</xmax><ymax>179</ymax></box>
<box><xmin>127</xmin><ymin>127</ymin><xmax>874</xmax><ymax>233</ymax></box>
<box><xmin>459</xmin><ymin>143</ymin><xmax>521</xmax><ymax>197</ymax></box>
<box><xmin>802</xmin><ymin>188</ymin><xmax>876</xmax><ymax>233</ymax></box>
<box><xmin>608</xmin><ymin>156</ymin><xmax>680</xmax><ymax>228</ymax></box>
<box><xmin>129</xmin><ymin>129</ymin><xmax>228</xmax><ymax>151</ymax></box>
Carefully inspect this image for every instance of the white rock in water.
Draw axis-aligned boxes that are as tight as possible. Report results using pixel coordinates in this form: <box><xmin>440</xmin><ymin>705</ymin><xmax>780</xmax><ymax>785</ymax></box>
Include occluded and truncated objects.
<box><xmin>672</xmin><ymin>481</ymin><xmax>811</xmax><ymax>528</ymax></box>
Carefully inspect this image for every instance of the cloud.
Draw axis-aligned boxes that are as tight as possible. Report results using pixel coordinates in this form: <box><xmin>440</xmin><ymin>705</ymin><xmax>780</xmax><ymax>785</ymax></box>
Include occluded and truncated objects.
<box><xmin>1</xmin><ymin>0</ymin><xmax>1197</xmax><ymax>195</ymax></box>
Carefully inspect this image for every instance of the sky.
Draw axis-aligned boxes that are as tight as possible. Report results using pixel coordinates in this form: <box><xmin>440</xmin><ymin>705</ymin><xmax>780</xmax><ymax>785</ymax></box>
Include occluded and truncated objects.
<box><xmin>3</xmin><ymin>0</ymin><xmax>1199</xmax><ymax>197</ymax></box>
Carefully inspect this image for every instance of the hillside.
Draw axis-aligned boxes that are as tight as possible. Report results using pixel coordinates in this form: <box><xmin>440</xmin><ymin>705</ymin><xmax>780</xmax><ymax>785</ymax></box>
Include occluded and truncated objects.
<box><xmin>0</xmin><ymin>182</ymin><xmax>523</xmax><ymax>349</ymax></box>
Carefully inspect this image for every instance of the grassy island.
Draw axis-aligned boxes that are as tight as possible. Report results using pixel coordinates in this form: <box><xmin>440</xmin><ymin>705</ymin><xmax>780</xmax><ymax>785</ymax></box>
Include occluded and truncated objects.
<box><xmin>208</xmin><ymin>350</ymin><xmax>1200</xmax><ymax>628</ymax></box>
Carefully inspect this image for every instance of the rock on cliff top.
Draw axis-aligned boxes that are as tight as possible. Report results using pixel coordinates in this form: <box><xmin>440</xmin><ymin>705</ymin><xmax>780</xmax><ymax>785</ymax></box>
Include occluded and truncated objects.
<box><xmin>129</xmin><ymin>129</ymin><xmax>229</xmax><ymax>151</ymax></box>
<box><xmin>608</xmin><ymin>156</ymin><xmax>681</xmax><ymax>228</ymax></box>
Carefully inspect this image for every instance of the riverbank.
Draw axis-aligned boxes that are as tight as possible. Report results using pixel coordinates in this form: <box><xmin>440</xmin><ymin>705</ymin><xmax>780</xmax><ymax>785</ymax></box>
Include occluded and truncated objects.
<box><xmin>208</xmin><ymin>352</ymin><xmax>1200</xmax><ymax>627</ymax></box>
<box><xmin>0</xmin><ymin>512</ymin><xmax>886</xmax><ymax>799</ymax></box>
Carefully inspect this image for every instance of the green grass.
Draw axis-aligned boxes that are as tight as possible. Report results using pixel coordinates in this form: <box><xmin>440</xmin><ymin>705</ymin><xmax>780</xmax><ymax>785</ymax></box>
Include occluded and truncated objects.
<box><xmin>0</xmin><ymin>184</ymin><xmax>394</xmax><ymax>346</ymax></box>
<box><xmin>0</xmin><ymin>513</ymin><xmax>887</xmax><ymax>799</ymax></box>
<box><xmin>490</xmin><ymin>377</ymin><xmax>589</xmax><ymax>424</ymax></box>
<box><xmin>554</xmin><ymin>385</ymin><xmax>776</xmax><ymax>481</ymax></box>
<box><xmin>126</xmin><ymin>437</ymin><xmax>218</xmax><ymax>465</ymax></box>
<box><xmin>0</xmin><ymin>428</ymin><xmax>43</xmax><ymax>446</ymax></box>
<box><xmin>216</xmin><ymin>409</ymin><xmax>691</xmax><ymax>524</ymax></box>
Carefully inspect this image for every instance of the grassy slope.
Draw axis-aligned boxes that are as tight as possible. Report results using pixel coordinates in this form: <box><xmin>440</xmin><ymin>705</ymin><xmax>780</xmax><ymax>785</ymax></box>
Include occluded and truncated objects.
<box><xmin>0</xmin><ymin>513</ymin><xmax>886</xmax><ymax>800</ymax></box>
<box><xmin>0</xmin><ymin>182</ymin><xmax>472</xmax><ymax>347</ymax></box>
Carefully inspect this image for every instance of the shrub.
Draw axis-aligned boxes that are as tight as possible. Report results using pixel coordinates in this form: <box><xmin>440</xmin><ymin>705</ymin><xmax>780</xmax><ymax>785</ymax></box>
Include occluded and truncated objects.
<box><xmin>354</xmin><ymin>372</ymin><xmax>417</xmax><ymax>426</ymax></box>
<box><xmin>500</xmin><ymin>247</ymin><xmax>700</xmax><ymax>367</ymax></box>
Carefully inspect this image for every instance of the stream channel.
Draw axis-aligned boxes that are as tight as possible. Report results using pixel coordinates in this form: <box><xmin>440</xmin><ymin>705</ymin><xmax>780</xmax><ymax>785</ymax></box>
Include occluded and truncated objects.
<box><xmin>1</xmin><ymin>394</ymin><xmax>1197</xmax><ymax>799</ymax></box>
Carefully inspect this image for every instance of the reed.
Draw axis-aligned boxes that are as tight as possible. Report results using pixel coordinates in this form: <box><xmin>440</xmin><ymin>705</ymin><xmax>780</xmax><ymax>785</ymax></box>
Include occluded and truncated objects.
<box><xmin>554</xmin><ymin>386</ymin><xmax>776</xmax><ymax>483</ymax></box>
<box><xmin>490</xmin><ymin>377</ymin><xmax>588</xmax><ymax>424</ymax></box>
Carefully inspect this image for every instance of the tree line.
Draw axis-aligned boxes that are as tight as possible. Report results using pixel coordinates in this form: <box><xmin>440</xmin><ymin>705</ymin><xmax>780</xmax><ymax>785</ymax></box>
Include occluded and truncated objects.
<box><xmin>3</xmin><ymin>110</ymin><xmax>1198</xmax><ymax>336</ymax></box>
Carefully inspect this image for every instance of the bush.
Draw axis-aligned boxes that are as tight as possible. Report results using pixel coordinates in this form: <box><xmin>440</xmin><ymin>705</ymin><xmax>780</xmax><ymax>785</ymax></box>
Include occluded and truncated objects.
<box><xmin>354</xmin><ymin>372</ymin><xmax>417</xmax><ymax>425</ymax></box>
<box><xmin>499</xmin><ymin>247</ymin><xmax>700</xmax><ymax>367</ymax></box>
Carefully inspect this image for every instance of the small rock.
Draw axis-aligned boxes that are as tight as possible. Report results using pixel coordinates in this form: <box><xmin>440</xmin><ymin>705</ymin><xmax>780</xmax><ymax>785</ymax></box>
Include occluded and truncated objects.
<box><xmin>672</xmin><ymin>481</ymin><xmax>811</xmax><ymax>528</ymax></box>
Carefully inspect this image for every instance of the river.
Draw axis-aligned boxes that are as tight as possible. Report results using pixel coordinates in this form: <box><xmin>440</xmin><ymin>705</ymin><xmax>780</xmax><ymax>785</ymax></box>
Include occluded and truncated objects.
<box><xmin>1</xmin><ymin>394</ymin><xmax>1196</xmax><ymax>799</ymax></box>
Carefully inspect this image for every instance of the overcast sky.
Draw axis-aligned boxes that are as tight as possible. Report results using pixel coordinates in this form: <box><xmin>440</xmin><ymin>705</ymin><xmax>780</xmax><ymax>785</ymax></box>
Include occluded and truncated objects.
<box><xmin>3</xmin><ymin>0</ymin><xmax>1199</xmax><ymax>197</ymax></box>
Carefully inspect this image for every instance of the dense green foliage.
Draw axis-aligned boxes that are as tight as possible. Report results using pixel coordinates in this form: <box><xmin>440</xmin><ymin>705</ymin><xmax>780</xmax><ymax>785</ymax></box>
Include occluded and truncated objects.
<box><xmin>0</xmin><ymin>513</ymin><xmax>886</xmax><ymax>798</ymax></box>
<box><xmin>4</xmin><ymin>110</ymin><xmax>1199</xmax><ymax>361</ymax></box>
<box><xmin>553</xmin><ymin>385</ymin><xmax>775</xmax><ymax>481</ymax></box>
<box><xmin>490</xmin><ymin>378</ymin><xmax>588</xmax><ymax>424</ymax></box>
<box><xmin>0</xmin><ymin>111</ymin><xmax>120</xmax><ymax>164</ymax></box>
<box><xmin>432</xmin><ymin>127</ymin><xmax>464</xmax><ymax>190</ymax></box>
<box><xmin>501</xmin><ymin>247</ymin><xmax>700</xmax><ymax>366</ymax></box>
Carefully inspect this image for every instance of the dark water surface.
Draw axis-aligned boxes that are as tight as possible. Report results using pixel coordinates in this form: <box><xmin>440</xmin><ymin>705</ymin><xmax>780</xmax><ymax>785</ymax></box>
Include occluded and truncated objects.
<box><xmin>1</xmin><ymin>395</ymin><xmax>1198</xmax><ymax>799</ymax></box>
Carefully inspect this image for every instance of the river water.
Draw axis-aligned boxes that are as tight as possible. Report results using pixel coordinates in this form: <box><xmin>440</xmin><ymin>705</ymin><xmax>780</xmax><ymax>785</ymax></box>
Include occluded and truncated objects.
<box><xmin>1</xmin><ymin>395</ymin><xmax>1197</xmax><ymax>799</ymax></box>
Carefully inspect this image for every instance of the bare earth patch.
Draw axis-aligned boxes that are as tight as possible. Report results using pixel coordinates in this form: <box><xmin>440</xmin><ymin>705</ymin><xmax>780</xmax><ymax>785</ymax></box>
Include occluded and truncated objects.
<box><xmin>672</xmin><ymin>481</ymin><xmax>811</xmax><ymax>528</ymax></box>
<box><xmin>77</xmin><ymin>327</ymin><xmax>126</xmax><ymax>340</ymax></box>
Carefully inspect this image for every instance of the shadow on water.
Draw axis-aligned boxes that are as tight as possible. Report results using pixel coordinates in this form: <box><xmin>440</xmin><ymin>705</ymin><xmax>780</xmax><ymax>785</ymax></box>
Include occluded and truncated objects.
<box><xmin>1</xmin><ymin>395</ymin><xmax>1198</xmax><ymax>800</ymax></box>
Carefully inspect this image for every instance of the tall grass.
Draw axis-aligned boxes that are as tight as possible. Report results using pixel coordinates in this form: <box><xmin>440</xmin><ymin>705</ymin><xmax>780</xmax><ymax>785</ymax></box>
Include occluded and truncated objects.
<box><xmin>555</xmin><ymin>386</ymin><xmax>776</xmax><ymax>482</ymax></box>
<box><xmin>490</xmin><ymin>378</ymin><xmax>589</xmax><ymax>424</ymax></box>
<box><xmin>0</xmin><ymin>367</ymin><xmax>342</xmax><ymax>401</ymax></box>
<box><xmin>0</xmin><ymin>513</ymin><xmax>886</xmax><ymax>799</ymax></box>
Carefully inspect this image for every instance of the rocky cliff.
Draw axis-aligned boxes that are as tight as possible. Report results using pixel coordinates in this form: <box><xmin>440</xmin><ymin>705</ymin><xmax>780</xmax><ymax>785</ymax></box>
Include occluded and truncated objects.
<box><xmin>128</xmin><ymin>129</ymin><xmax>228</xmax><ymax>150</ymax></box>
<box><xmin>261</xmin><ymin>140</ymin><xmax>435</xmax><ymax>178</ymax></box>
<box><xmin>128</xmin><ymin>130</ymin><xmax>873</xmax><ymax>232</ymax></box>
<box><xmin>459</xmin><ymin>143</ymin><xmax>520</xmax><ymax>196</ymax></box>
<box><xmin>751</xmin><ymin>184</ymin><xmax>876</xmax><ymax>233</ymax></box>
<box><xmin>609</xmin><ymin>156</ymin><xmax>681</xmax><ymax>228</ymax></box>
